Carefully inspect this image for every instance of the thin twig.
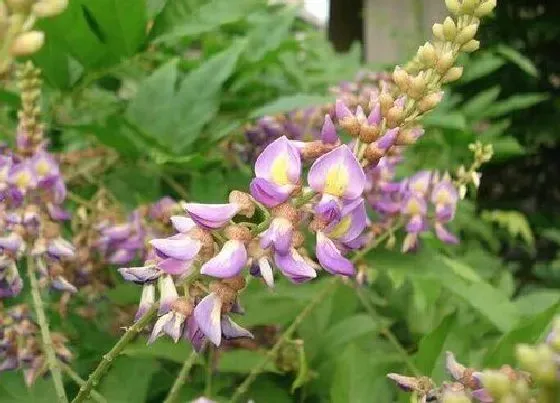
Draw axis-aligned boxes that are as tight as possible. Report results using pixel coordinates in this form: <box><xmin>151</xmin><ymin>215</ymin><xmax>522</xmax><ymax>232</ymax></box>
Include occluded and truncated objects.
<box><xmin>162</xmin><ymin>175</ymin><xmax>189</xmax><ymax>200</ymax></box>
<box><xmin>27</xmin><ymin>256</ymin><xmax>68</xmax><ymax>403</ymax></box>
<box><xmin>204</xmin><ymin>345</ymin><xmax>214</xmax><ymax>397</ymax></box>
<box><xmin>228</xmin><ymin>277</ymin><xmax>339</xmax><ymax>403</ymax></box>
<box><xmin>163</xmin><ymin>350</ymin><xmax>199</xmax><ymax>403</ymax></box>
<box><xmin>71</xmin><ymin>303</ymin><xmax>159</xmax><ymax>403</ymax></box>
<box><xmin>60</xmin><ymin>362</ymin><xmax>107</xmax><ymax>403</ymax></box>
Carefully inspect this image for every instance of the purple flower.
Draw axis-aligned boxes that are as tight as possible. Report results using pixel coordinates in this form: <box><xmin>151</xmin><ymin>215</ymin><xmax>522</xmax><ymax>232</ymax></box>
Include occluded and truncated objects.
<box><xmin>315</xmin><ymin>232</ymin><xmax>355</xmax><ymax>276</ymax></box>
<box><xmin>325</xmin><ymin>198</ymin><xmax>368</xmax><ymax>245</ymax></box>
<box><xmin>0</xmin><ymin>233</ymin><xmax>23</xmax><ymax>252</ymax></box>
<box><xmin>320</xmin><ymin>115</ymin><xmax>339</xmax><ymax>145</ymax></box>
<box><xmin>0</xmin><ymin>258</ymin><xmax>23</xmax><ymax>298</ymax></box>
<box><xmin>200</xmin><ymin>240</ymin><xmax>247</xmax><ymax>278</ymax></box>
<box><xmin>135</xmin><ymin>284</ymin><xmax>155</xmax><ymax>321</ymax></box>
<box><xmin>193</xmin><ymin>293</ymin><xmax>253</xmax><ymax>347</ymax></box>
<box><xmin>308</xmin><ymin>145</ymin><xmax>366</xmax><ymax>201</ymax></box>
<box><xmin>150</xmin><ymin>234</ymin><xmax>201</xmax><ymax>261</ymax></box>
<box><xmin>273</xmin><ymin>248</ymin><xmax>317</xmax><ymax>284</ymax></box>
<box><xmin>170</xmin><ymin>216</ymin><xmax>196</xmax><ymax>233</ymax></box>
<box><xmin>252</xmin><ymin>257</ymin><xmax>275</xmax><ymax>287</ymax></box>
<box><xmin>119</xmin><ymin>265</ymin><xmax>162</xmax><ymax>284</ymax></box>
<box><xmin>408</xmin><ymin>171</ymin><xmax>432</xmax><ymax>195</ymax></box>
<box><xmin>158</xmin><ymin>275</ymin><xmax>178</xmax><ymax>314</ymax></box>
<box><xmin>149</xmin><ymin>311</ymin><xmax>187</xmax><ymax>344</ymax></box>
<box><xmin>47</xmin><ymin>237</ymin><xmax>75</xmax><ymax>259</ymax></box>
<box><xmin>250</xmin><ymin>136</ymin><xmax>301</xmax><ymax>207</ymax></box>
<box><xmin>183</xmin><ymin>202</ymin><xmax>240</xmax><ymax>229</ymax></box>
<box><xmin>30</xmin><ymin>151</ymin><xmax>59</xmax><ymax>183</ymax></box>
<box><xmin>259</xmin><ymin>218</ymin><xmax>293</xmax><ymax>255</ymax></box>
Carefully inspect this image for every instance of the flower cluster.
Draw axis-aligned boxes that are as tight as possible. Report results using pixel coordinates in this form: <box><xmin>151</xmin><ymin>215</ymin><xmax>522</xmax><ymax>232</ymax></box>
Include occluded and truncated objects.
<box><xmin>0</xmin><ymin>62</ymin><xmax>76</xmax><ymax>298</ymax></box>
<box><xmin>96</xmin><ymin>196</ymin><xmax>178</xmax><ymax>267</ymax></box>
<box><xmin>0</xmin><ymin>0</ymin><xmax>68</xmax><ymax>75</ymax></box>
<box><xmin>0</xmin><ymin>304</ymin><xmax>72</xmax><ymax>385</ymax></box>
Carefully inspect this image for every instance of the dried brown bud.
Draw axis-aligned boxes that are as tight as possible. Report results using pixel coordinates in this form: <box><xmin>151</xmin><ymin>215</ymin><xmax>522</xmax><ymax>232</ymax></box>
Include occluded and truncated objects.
<box><xmin>339</xmin><ymin>116</ymin><xmax>361</xmax><ymax>137</ymax></box>
<box><xmin>359</xmin><ymin>124</ymin><xmax>380</xmax><ymax>143</ymax></box>
<box><xmin>224</xmin><ymin>225</ymin><xmax>252</xmax><ymax>242</ymax></box>
<box><xmin>229</xmin><ymin>190</ymin><xmax>255</xmax><ymax>218</ymax></box>
<box><xmin>222</xmin><ymin>275</ymin><xmax>246</xmax><ymax>291</ymax></box>
<box><xmin>292</xmin><ymin>231</ymin><xmax>305</xmax><ymax>248</ymax></box>
<box><xmin>271</xmin><ymin>203</ymin><xmax>298</xmax><ymax>223</ymax></box>
<box><xmin>171</xmin><ymin>297</ymin><xmax>194</xmax><ymax>317</ymax></box>
<box><xmin>386</xmin><ymin>106</ymin><xmax>404</xmax><ymax>128</ymax></box>
<box><xmin>188</xmin><ymin>227</ymin><xmax>214</xmax><ymax>259</ymax></box>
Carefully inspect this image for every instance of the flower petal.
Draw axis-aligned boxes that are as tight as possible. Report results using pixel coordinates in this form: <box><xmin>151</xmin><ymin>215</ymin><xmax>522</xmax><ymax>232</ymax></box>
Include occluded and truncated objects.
<box><xmin>158</xmin><ymin>257</ymin><xmax>194</xmax><ymax>276</ymax></box>
<box><xmin>194</xmin><ymin>293</ymin><xmax>223</xmax><ymax>346</ymax></box>
<box><xmin>259</xmin><ymin>218</ymin><xmax>293</xmax><ymax>254</ymax></box>
<box><xmin>185</xmin><ymin>315</ymin><xmax>207</xmax><ymax>352</ymax></box>
<box><xmin>171</xmin><ymin>216</ymin><xmax>197</xmax><ymax>233</ymax></box>
<box><xmin>434</xmin><ymin>222</ymin><xmax>459</xmax><ymax>244</ymax></box>
<box><xmin>307</xmin><ymin>145</ymin><xmax>365</xmax><ymax>199</ymax></box>
<box><xmin>254</xmin><ymin>136</ymin><xmax>301</xmax><ymax>185</ymax></box>
<box><xmin>249</xmin><ymin>177</ymin><xmax>293</xmax><ymax>208</ymax></box>
<box><xmin>200</xmin><ymin>240</ymin><xmax>247</xmax><ymax>278</ymax></box>
<box><xmin>119</xmin><ymin>265</ymin><xmax>162</xmax><ymax>284</ymax></box>
<box><xmin>274</xmin><ymin>249</ymin><xmax>316</xmax><ymax>284</ymax></box>
<box><xmin>150</xmin><ymin>235</ymin><xmax>201</xmax><ymax>260</ymax></box>
<box><xmin>258</xmin><ymin>257</ymin><xmax>274</xmax><ymax>287</ymax></box>
<box><xmin>47</xmin><ymin>237</ymin><xmax>75</xmax><ymax>258</ymax></box>
<box><xmin>320</xmin><ymin>114</ymin><xmax>338</xmax><ymax>145</ymax></box>
<box><xmin>135</xmin><ymin>284</ymin><xmax>155</xmax><ymax>321</ymax></box>
<box><xmin>159</xmin><ymin>275</ymin><xmax>178</xmax><ymax>315</ymax></box>
<box><xmin>184</xmin><ymin>203</ymin><xmax>240</xmax><ymax>229</ymax></box>
<box><xmin>316</xmin><ymin>232</ymin><xmax>355</xmax><ymax>276</ymax></box>
<box><xmin>221</xmin><ymin>316</ymin><xmax>254</xmax><ymax>340</ymax></box>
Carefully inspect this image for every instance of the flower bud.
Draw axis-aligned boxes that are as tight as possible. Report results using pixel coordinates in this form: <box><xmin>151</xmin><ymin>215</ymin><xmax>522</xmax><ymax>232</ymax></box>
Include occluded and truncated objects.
<box><xmin>392</xmin><ymin>66</ymin><xmax>409</xmax><ymax>90</ymax></box>
<box><xmin>445</xmin><ymin>0</ymin><xmax>461</xmax><ymax>15</ymax></box>
<box><xmin>418</xmin><ymin>91</ymin><xmax>443</xmax><ymax>113</ymax></box>
<box><xmin>418</xmin><ymin>42</ymin><xmax>437</xmax><ymax>67</ymax></box>
<box><xmin>443</xmin><ymin>17</ymin><xmax>457</xmax><ymax>41</ymax></box>
<box><xmin>480</xmin><ymin>370</ymin><xmax>510</xmax><ymax>398</ymax></box>
<box><xmin>432</xmin><ymin>23</ymin><xmax>445</xmax><ymax>41</ymax></box>
<box><xmin>6</xmin><ymin>0</ymin><xmax>31</xmax><ymax>12</ymax></box>
<box><xmin>442</xmin><ymin>66</ymin><xmax>463</xmax><ymax>83</ymax></box>
<box><xmin>32</xmin><ymin>0</ymin><xmax>68</xmax><ymax>17</ymax></box>
<box><xmin>229</xmin><ymin>191</ymin><xmax>255</xmax><ymax>218</ymax></box>
<box><xmin>436</xmin><ymin>51</ymin><xmax>455</xmax><ymax>73</ymax></box>
<box><xmin>11</xmin><ymin>31</ymin><xmax>45</xmax><ymax>56</ymax></box>
<box><xmin>461</xmin><ymin>39</ymin><xmax>480</xmax><ymax>53</ymax></box>
<box><xmin>475</xmin><ymin>0</ymin><xmax>497</xmax><ymax>17</ymax></box>
<box><xmin>359</xmin><ymin>125</ymin><xmax>380</xmax><ymax>143</ymax></box>
<box><xmin>456</xmin><ymin>24</ymin><xmax>479</xmax><ymax>44</ymax></box>
<box><xmin>379</xmin><ymin>92</ymin><xmax>394</xmax><ymax>115</ymax></box>
<box><xmin>517</xmin><ymin>344</ymin><xmax>557</xmax><ymax>384</ymax></box>
<box><xmin>386</xmin><ymin>106</ymin><xmax>404</xmax><ymax>128</ymax></box>
<box><xmin>408</xmin><ymin>74</ymin><xmax>427</xmax><ymax>99</ymax></box>
<box><xmin>461</xmin><ymin>0</ymin><xmax>481</xmax><ymax>14</ymax></box>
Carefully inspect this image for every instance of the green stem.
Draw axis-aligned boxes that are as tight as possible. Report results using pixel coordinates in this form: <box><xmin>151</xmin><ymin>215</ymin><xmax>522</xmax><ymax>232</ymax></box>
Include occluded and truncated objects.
<box><xmin>228</xmin><ymin>277</ymin><xmax>339</xmax><ymax>403</ymax></box>
<box><xmin>204</xmin><ymin>346</ymin><xmax>214</xmax><ymax>397</ymax></box>
<box><xmin>351</xmin><ymin>220</ymin><xmax>403</xmax><ymax>263</ymax></box>
<box><xmin>71</xmin><ymin>303</ymin><xmax>159</xmax><ymax>403</ymax></box>
<box><xmin>355</xmin><ymin>283</ymin><xmax>420</xmax><ymax>376</ymax></box>
<box><xmin>60</xmin><ymin>363</ymin><xmax>107</xmax><ymax>403</ymax></box>
<box><xmin>163</xmin><ymin>350</ymin><xmax>199</xmax><ymax>403</ymax></box>
<box><xmin>27</xmin><ymin>256</ymin><xmax>68</xmax><ymax>403</ymax></box>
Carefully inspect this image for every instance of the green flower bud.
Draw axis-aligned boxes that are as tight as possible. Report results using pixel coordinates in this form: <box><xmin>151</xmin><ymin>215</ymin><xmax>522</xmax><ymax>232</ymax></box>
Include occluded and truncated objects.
<box><xmin>456</xmin><ymin>24</ymin><xmax>479</xmax><ymax>44</ymax></box>
<box><xmin>443</xmin><ymin>17</ymin><xmax>457</xmax><ymax>41</ymax></box>
<box><xmin>418</xmin><ymin>91</ymin><xmax>443</xmax><ymax>113</ymax></box>
<box><xmin>445</xmin><ymin>0</ymin><xmax>461</xmax><ymax>15</ymax></box>
<box><xmin>462</xmin><ymin>39</ymin><xmax>481</xmax><ymax>53</ymax></box>
<box><xmin>474</xmin><ymin>0</ymin><xmax>497</xmax><ymax>17</ymax></box>
<box><xmin>436</xmin><ymin>51</ymin><xmax>455</xmax><ymax>73</ymax></box>
<box><xmin>392</xmin><ymin>66</ymin><xmax>410</xmax><ymax>90</ymax></box>
<box><xmin>442</xmin><ymin>66</ymin><xmax>464</xmax><ymax>83</ymax></box>
<box><xmin>481</xmin><ymin>370</ymin><xmax>511</xmax><ymax>398</ymax></box>
<box><xmin>32</xmin><ymin>0</ymin><xmax>68</xmax><ymax>17</ymax></box>
<box><xmin>461</xmin><ymin>0</ymin><xmax>482</xmax><ymax>15</ymax></box>
<box><xmin>418</xmin><ymin>42</ymin><xmax>437</xmax><ymax>66</ymax></box>
<box><xmin>432</xmin><ymin>23</ymin><xmax>445</xmax><ymax>41</ymax></box>
<box><xmin>408</xmin><ymin>74</ymin><xmax>427</xmax><ymax>99</ymax></box>
<box><xmin>10</xmin><ymin>31</ymin><xmax>45</xmax><ymax>56</ymax></box>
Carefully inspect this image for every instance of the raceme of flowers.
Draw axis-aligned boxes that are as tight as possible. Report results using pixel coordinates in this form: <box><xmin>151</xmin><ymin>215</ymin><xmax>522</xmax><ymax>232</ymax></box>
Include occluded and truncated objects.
<box><xmin>0</xmin><ymin>304</ymin><xmax>72</xmax><ymax>385</ymax></box>
<box><xmin>0</xmin><ymin>63</ymin><xmax>76</xmax><ymax>299</ymax></box>
<box><xmin>388</xmin><ymin>316</ymin><xmax>560</xmax><ymax>402</ymax></box>
<box><xmin>118</xmin><ymin>99</ymin><xmax>464</xmax><ymax>352</ymax></box>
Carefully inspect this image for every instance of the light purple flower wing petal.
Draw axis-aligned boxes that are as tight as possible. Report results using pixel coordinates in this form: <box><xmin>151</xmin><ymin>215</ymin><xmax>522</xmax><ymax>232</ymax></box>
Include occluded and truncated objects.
<box><xmin>200</xmin><ymin>240</ymin><xmax>247</xmax><ymax>278</ymax></box>
<box><xmin>150</xmin><ymin>235</ymin><xmax>201</xmax><ymax>260</ymax></box>
<box><xmin>221</xmin><ymin>316</ymin><xmax>254</xmax><ymax>340</ymax></box>
<box><xmin>184</xmin><ymin>203</ymin><xmax>240</xmax><ymax>229</ymax></box>
<box><xmin>274</xmin><ymin>249</ymin><xmax>316</xmax><ymax>284</ymax></box>
<box><xmin>315</xmin><ymin>232</ymin><xmax>355</xmax><ymax>276</ymax></box>
<box><xmin>194</xmin><ymin>293</ymin><xmax>223</xmax><ymax>346</ymax></box>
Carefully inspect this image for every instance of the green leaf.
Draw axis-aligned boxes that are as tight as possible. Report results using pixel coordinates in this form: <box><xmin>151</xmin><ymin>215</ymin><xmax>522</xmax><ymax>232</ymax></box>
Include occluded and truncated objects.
<box><xmin>0</xmin><ymin>372</ymin><xmax>57</xmax><ymax>403</ymax></box>
<box><xmin>36</xmin><ymin>0</ymin><xmax>118</xmax><ymax>70</ymax></box>
<box><xmin>482</xmin><ymin>94</ymin><xmax>549</xmax><ymax>118</ymax></box>
<box><xmin>98</xmin><ymin>357</ymin><xmax>159</xmax><ymax>403</ymax></box>
<box><xmin>122</xmin><ymin>339</ymin><xmax>197</xmax><ymax>364</ymax></box>
<box><xmin>106</xmin><ymin>165</ymin><xmax>161</xmax><ymax>208</ymax></box>
<box><xmin>323</xmin><ymin>314</ymin><xmax>379</xmax><ymax>350</ymax></box>
<box><xmin>330</xmin><ymin>344</ymin><xmax>379</xmax><ymax>403</ymax></box>
<box><xmin>440</xmin><ymin>257</ymin><xmax>483</xmax><ymax>283</ymax></box>
<box><xmin>244</xmin><ymin>8</ymin><xmax>297</xmax><ymax>63</ymax></box>
<box><xmin>217</xmin><ymin>350</ymin><xmax>278</xmax><ymax>373</ymax></box>
<box><xmin>462</xmin><ymin>52</ymin><xmax>506</xmax><ymax>83</ymax></box>
<box><xmin>414</xmin><ymin>313</ymin><xmax>456</xmax><ymax>376</ymax></box>
<box><xmin>481</xmin><ymin>210</ymin><xmax>535</xmax><ymax>248</ymax></box>
<box><xmin>496</xmin><ymin>44</ymin><xmax>539</xmax><ymax>78</ymax></box>
<box><xmin>423</xmin><ymin>112</ymin><xmax>467</xmax><ymax>131</ymax></box>
<box><xmin>484</xmin><ymin>302</ymin><xmax>560</xmax><ymax>367</ymax></box>
<box><xmin>127</xmin><ymin>41</ymin><xmax>246</xmax><ymax>153</ymax></box>
<box><xmin>491</xmin><ymin>137</ymin><xmax>525</xmax><ymax>158</ymax></box>
<box><xmin>152</xmin><ymin>0</ymin><xmax>259</xmax><ymax>42</ymax></box>
<box><xmin>82</xmin><ymin>0</ymin><xmax>147</xmax><ymax>57</ymax></box>
<box><xmin>461</xmin><ymin>86</ymin><xmax>501</xmax><ymax>119</ymax></box>
<box><xmin>249</xmin><ymin>94</ymin><xmax>332</xmax><ymax>118</ymax></box>
<box><xmin>105</xmin><ymin>282</ymin><xmax>140</xmax><ymax>305</ymax></box>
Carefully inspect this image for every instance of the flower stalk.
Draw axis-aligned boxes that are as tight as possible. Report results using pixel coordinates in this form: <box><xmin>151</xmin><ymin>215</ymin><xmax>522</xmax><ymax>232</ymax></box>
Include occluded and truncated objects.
<box><xmin>71</xmin><ymin>303</ymin><xmax>160</xmax><ymax>403</ymax></box>
<box><xmin>27</xmin><ymin>255</ymin><xmax>68</xmax><ymax>403</ymax></box>
<box><xmin>60</xmin><ymin>363</ymin><xmax>107</xmax><ymax>403</ymax></box>
<box><xmin>163</xmin><ymin>350</ymin><xmax>200</xmax><ymax>403</ymax></box>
